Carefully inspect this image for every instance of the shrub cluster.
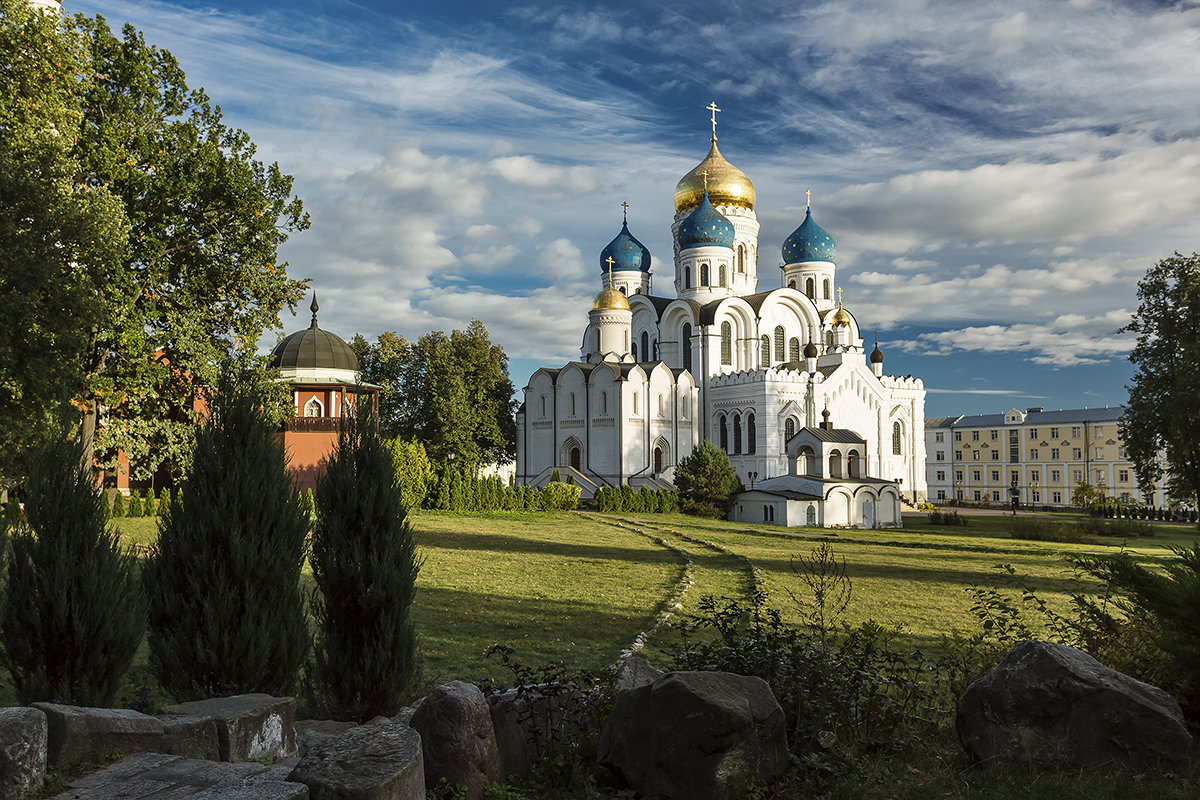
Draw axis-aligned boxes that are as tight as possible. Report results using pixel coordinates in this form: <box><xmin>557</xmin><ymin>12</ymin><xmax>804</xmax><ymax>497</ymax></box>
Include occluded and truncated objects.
<box><xmin>927</xmin><ymin>509</ymin><xmax>969</xmax><ymax>526</ymax></box>
<box><xmin>1006</xmin><ymin>517</ymin><xmax>1155</xmax><ymax>542</ymax></box>
<box><xmin>423</xmin><ymin>469</ymin><xmax>578</xmax><ymax>512</ymax></box>
<box><xmin>593</xmin><ymin>484</ymin><xmax>679</xmax><ymax>514</ymax></box>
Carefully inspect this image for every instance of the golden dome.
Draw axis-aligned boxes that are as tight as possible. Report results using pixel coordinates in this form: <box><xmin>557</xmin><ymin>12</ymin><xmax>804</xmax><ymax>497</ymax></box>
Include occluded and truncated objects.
<box><xmin>674</xmin><ymin>139</ymin><xmax>756</xmax><ymax>214</ymax></box>
<box><xmin>592</xmin><ymin>286</ymin><xmax>630</xmax><ymax>311</ymax></box>
<box><xmin>831</xmin><ymin>302</ymin><xmax>853</xmax><ymax>328</ymax></box>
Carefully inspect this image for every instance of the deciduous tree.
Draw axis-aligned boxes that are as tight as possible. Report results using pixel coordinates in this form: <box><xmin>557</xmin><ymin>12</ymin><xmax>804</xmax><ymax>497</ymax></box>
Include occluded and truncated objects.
<box><xmin>1122</xmin><ymin>252</ymin><xmax>1200</xmax><ymax>511</ymax></box>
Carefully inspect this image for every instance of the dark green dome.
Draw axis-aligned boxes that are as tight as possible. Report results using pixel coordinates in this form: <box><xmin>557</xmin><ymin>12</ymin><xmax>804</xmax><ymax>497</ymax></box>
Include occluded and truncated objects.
<box><xmin>268</xmin><ymin>295</ymin><xmax>358</xmax><ymax>372</ymax></box>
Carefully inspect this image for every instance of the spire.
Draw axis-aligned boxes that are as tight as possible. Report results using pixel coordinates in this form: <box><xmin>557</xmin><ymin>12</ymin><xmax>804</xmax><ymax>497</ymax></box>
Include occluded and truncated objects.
<box><xmin>309</xmin><ymin>293</ymin><xmax>319</xmax><ymax>329</ymax></box>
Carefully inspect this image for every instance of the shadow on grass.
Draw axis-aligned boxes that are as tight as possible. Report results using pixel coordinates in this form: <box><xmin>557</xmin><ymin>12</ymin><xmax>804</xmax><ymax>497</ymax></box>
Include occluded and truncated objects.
<box><xmin>416</xmin><ymin>528</ymin><xmax>689</xmax><ymax>567</ymax></box>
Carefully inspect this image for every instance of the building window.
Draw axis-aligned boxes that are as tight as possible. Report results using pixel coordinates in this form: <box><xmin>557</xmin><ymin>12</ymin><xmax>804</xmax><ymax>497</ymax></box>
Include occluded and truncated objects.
<box><xmin>1071</xmin><ymin>426</ymin><xmax>1081</xmax><ymax>438</ymax></box>
<box><xmin>1029</xmin><ymin>428</ymin><xmax>1038</xmax><ymax>439</ymax></box>
<box><xmin>789</xmin><ymin>337</ymin><xmax>800</xmax><ymax>363</ymax></box>
<box><xmin>788</xmin><ymin>280</ymin><xmax>796</xmax><ymax>289</ymax></box>
<box><xmin>1050</xmin><ymin>427</ymin><xmax>1059</xmax><ymax>439</ymax></box>
<box><xmin>1009</xmin><ymin>430</ymin><xmax>1019</xmax><ymax>463</ymax></box>
<box><xmin>761</xmin><ymin>335</ymin><xmax>770</xmax><ymax>363</ymax></box>
<box><xmin>641</xmin><ymin>332</ymin><xmax>650</xmax><ymax>361</ymax></box>
<box><xmin>304</xmin><ymin>397</ymin><xmax>323</xmax><ymax>417</ymax></box>
<box><xmin>719</xmin><ymin>265</ymin><xmax>727</xmax><ymax>287</ymax></box>
<box><xmin>633</xmin><ymin>392</ymin><xmax>639</xmax><ymax>414</ymax></box>
<box><xmin>658</xmin><ymin>394</ymin><xmax>664</xmax><ymax>416</ymax></box>
<box><xmin>1073</xmin><ymin>469</ymin><xmax>1082</xmax><ymax>483</ymax></box>
<box><xmin>972</xmin><ymin>431</ymin><xmax>980</xmax><ymax>441</ymax></box>
<box><xmin>1095</xmin><ymin>469</ymin><xmax>1104</xmax><ymax>483</ymax></box>
<box><xmin>1030</xmin><ymin>448</ymin><xmax>1038</xmax><ymax>460</ymax></box>
<box><xmin>954</xmin><ymin>431</ymin><xmax>962</xmax><ymax>441</ymax></box>
<box><xmin>774</xmin><ymin>326</ymin><xmax>785</xmax><ymax>362</ymax></box>
<box><xmin>955</xmin><ymin>470</ymin><xmax>964</xmax><ymax>482</ymax></box>
<box><xmin>685</xmin><ymin>266</ymin><xmax>692</xmax><ymax>288</ymax></box>
<box><xmin>1119</xmin><ymin>469</ymin><xmax>1129</xmax><ymax>482</ymax></box>
<box><xmin>1094</xmin><ymin>447</ymin><xmax>1104</xmax><ymax>459</ymax></box>
<box><xmin>991</xmin><ymin>451</ymin><xmax>1000</xmax><ymax>461</ymax></box>
<box><xmin>719</xmin><ymin>416</ymin><xmax>729</xmax><ymax>451</ymax></box>
<box><xmin>1095</xmin><ymin>426</ymin><xmax>1103</xmax><ymax>436</ymax></box>
<box><xmin>748</xmin><ymin>413</ymin><xmax>756</xmax><ymax>454</ymax></box>
<box><xmin>682</xmin><ymin>323</ymin><xmax>692</xmax><ymax>371</ymax></box>
<box><xmin>935</xmin><ymin>451</ymin><xmax>944</xmax><ymax>461</ymax></box>
<box><xmin>990</xmin><ymin>430</ymin><xmax>999</xmax><ymax>440</ymax></box>
<box><xmin>569</xmin><ymin>393</ymin><xmax>576</xmax><ymax>416</ymax></box>
<box><xmin>823</xmin><ymin>278</ymin><xmax>831</xmax><ymax>299</ymax></box>
<box><xmin>632</xmin><ymin>343</ymin><xmax>638</xmax><ymax>361</ymax></box>
<box><xmin>540</xmin><ymin>396</ymin><xmax>546</xmax><ymax>417</ymax></box>
<box><xmin>893</xmin><ymin>421</ymin><xmax>902</xmax><ymax>455</ymax></box>
<box><xmin>1050</xmin><ymin>469</ymin><xmax>1060</xmax><ymax>482</ymax></box>
<box><xmin>992</xmin><ymin>491</ymin><xmax>1000</xmax><ymax>502</ymax></box>
<box><xmin>1011</xmin><ymin>470</ymin><xmax>1019</xmax><ymax>484</ymax></box>
<box><xmin>805</xmin><ymin>278</ymin><xmax>814</xmax><ymax>298</ymax></box>
<box><xmin>936</xmin><ymin>470</ymin><xmax>945</xmax><ymax>481</ymax></box>
<box><xmin>701</xmin><ymin>263</ymin><xmax>710</xmax><ymax>285</ymax></box>
<box><xmin>601</xmin><ymin>392</ymin><xmax>607</xmax><ymax>414</ymax></box>
<box><xmin>1050</xmin><ymin>448</ymin><xmax>1059</xmax><ymax>459</ymax></box>
<box><xmin>991</xmin><ymin>470</ymin><xmax>1000</xmax><ymax>481</ymax></box>
<box><xmin>721</xmin><ymin>322</ymin><xmax>732</xmax><ymax>365</ymax></box>
<box><xmin>954</xmin><ymin>451</ymin><xmax>962</xmax><ymax>460</ymax></box>
<box><xmin>1032</xmin><ymin>491</ymin><xmax>1041</xmax><ymax>503</ymax></box>
<box><xmin>936</xmin><ymin>432</ymin><xmax>944</xmax><ymax>442</ymax></box>
<box><xmin>1119</xmin><ymin>447</ymin><xmax>1127</xmax><ymax>459</ymax></box>
<box><xmin>1072</xmin><ymin>448</ymin><xmax>1082</xmax><ymax>459</ymax></box>
<box><xmin>738</xmin><ymin>245</ymin><xmax>746</xmax><ymax>273</ymax></box>
<box><xmin>972</xmin><ymin>450</ymin><xmax>979</xmax><ymax>461</ymax></box>
<box><xmin>972</xmin><ymin>470</ymin><xmax>981</xmax><ymax>481</ymax></box>
<box><xmin>937</xmin><ymin>490</ymin><xmax>946</xmax><ymax>500</ymax></box>
<box><xmin>1031</xmin><ymin>470</ymin><xmax>1040</xmax><ymax>482</ymax></box>
<box><xmin>1052</xmin><ymin>491</ymin><xmax>1062</xmax><ymax>504</ymax></box>
<box><xmin>733</xmin><ymin>413</ymin><xmax>743</xmax><ymax>454</ymax></box>
<box><xmin>973</xmin><ymin>491</ymin><xmax>981</xmax><ymax>501</ymax></box>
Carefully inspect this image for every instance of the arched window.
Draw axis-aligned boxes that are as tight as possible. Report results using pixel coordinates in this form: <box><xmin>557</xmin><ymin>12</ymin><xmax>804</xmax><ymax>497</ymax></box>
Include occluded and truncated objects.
<box><xmin>682</xmin><ymin>323</ymin><xmax>693</xmax><ymax>371</ymax></box>
<box><xmin>774</xmin><ymin>326</ymin><xmax>785</xmax><ymax>362</ymax></box>
<box><xmin>685</xmin><ymin>266</ymin><xmax>692</xmax><ymax>288</ymax></box>
<box><xmin>569</xmin><ymin>446</ymin><xmax>581</xmax><ymax>471</ymax></box>
<box><xmin>569</xmin><ymin>393</ymin><xmax>576</xmax><ymax>416</ymax></box>
<box><xmin>719</xmin><ymin>415</ymin><xmax>729</xmax><ymax>451</ymax></box>
<box><xmin>797</xmin><ymin>444</ymin><xmax>814</xmax><ymax>475</ymax></box>
<box><xmin>893</xmin><ymin>421</ymin><xmax>903</xmax><ymax>455</ymax></box>
<box><xmin>601</xmin><ymin>391</ymin><xmax>608</xmax><ymax>414</ymax></box>
<box><xmin>763</xmin><ymin>505</ymin><xmax>770</xmax><ymax>522</ymax></box>
<box><xmin>721</xmin><ymin>322</ymin><xmax>732</xmax><ymax>365</ymax></box>
<box><xmin>823</xmin><ymin>278</ymin><xmax>831</xmax><ymax>299</ymax></box>
<box><xmin>641</xmin><ymin>332</ymin><xmax>649</xmax><ymax>362</ymax></box>
<box><xmin>826</xmin><ymin>330</ymin><xmax>834</xmax><ymax>348</ymax></box>
<box><xmin>806</xmin><ymin>505</ymin><xmax>816</xmax><ymax>526</ymax></box>
<box><xmin>719</xmin><ymin>265</ymin><xmax>726</xmax><ymax>287</ymax></box>
<box><xmin>738</xmin><ymin>245</ymin><xmax>746</xmax><ymax>273</ymax></box>
<box><xmin>785</xmin><ymin>417</ymin><xmax>796</xmax><ymax>445</ymax></box>
<box><xmin>761</xmin><ymin>335</ymin><xmax>770</xmax><ymax>364</ymax></box>
<box><xmin>805</xmin><ymin>278</ymin><xmax>814</xmax><ymax>298</ymax></box>
<box><xmin>304</xmin><ymin>396</ymin><xmax>323</xmax><ymax>417</ymax></box>
<box><xmin>788</xmin><ymin>280</ymin><xmax>796</xmax><ymax>289</ymax></box>
<box><xmin>701</xmin><ymin>263</ymin><xmax>710</xmax><ymax>286</ymax></box>
<box><xmin>789</xmin><ymin>337</ymin><xmax>800</xmax><ymax>363</ymax></box>
<box><xmin>657</xmin><ymin>393</ymin><xmax>664</xmax><ymax>416</ymax></box>
<box><xmin>633</xmin><ymin>392</ymin><xmax>639</xmax><ymax>414</ymax></box>
<box><xmin>748</xmin><ymin>413</ymin><xmax>756</xmax><ymax>454</ymax></box>
<box><xmin>733</xmin><ymin>413</ymin><xmax>742</xmax><ymax>454</ymax></box>
<box><xmin>848</xmin><ymin>450</ymin><xmax>860</xmax><ymax>478</ymax></box>
<box><xmin>632</xmin><ymin>343</ymin><xmax>638</xmax><ymax>361</ymax></box>
<box><xmin>829</xmin><ymin>449</ymin><xmax>842</xmax><ymax>479</ymax></box>
<box><xmin>769</xmin><ymin>505</ymin><xmax>775</xmax><ymax>522</ymax></box>
<box><xmin>619</xmin><ymin>286</ymin><xmax>627</xmax><ymax>294</ymax></box>
<box><xmin>540</xmin><ymin>395</ymin><xmax>547</xmax><ymax>417</ymax></box>
<box><xmin>654</xmin><ymin>447</ymin><xmax>663</xmax><ymax>474</ymax></box>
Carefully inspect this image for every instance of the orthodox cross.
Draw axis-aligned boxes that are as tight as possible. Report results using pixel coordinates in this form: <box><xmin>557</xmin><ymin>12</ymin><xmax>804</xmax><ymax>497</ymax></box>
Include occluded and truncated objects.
<box><xmin>837</xmin><ymin>287</ymin><xmax>843</xmax><ymax>305</ymax></box>
<box><xmin>701</xmin><ymin>169</ymin><xmax>709</xmax><ymax>194</ymax></box>
<box><xmin>706</xmin><ymin>101</ymin><xmax>721</xmax><ymax>140</ymax></box>
<box><xmin>621</xmin><ymin>201</ymin><xmax>629</xmax><ymax>222</ymax></box>
<box><xmin>805</xmin><ymin>188</ymin><xmax>812</xmax><ymax>208</ymax></box>
<box><xmin>605</xmin><ymin>256</ymin><xmax>616</xmax><ymax>288</ymax></box>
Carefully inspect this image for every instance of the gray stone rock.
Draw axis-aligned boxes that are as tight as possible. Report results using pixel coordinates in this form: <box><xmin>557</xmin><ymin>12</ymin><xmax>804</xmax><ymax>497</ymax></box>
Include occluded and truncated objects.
<box><xmin>487</xmin><ymin>684</ymin><xmax>586</xmax><ymax>779</ymax></box>
<box><xmin>616</xmin><ymin>655</ymin><xmax>663</xmax><ymax>691</ymax></box>
<box><xmin>288</xmin><ymin>718</ymin><xmax>424</xmax><ymax>800</ymax></box>
<box><xmin>50</xmin><ymin>752</ymin><xmax>302</xmax><ymax>799</ymax></box>
<box><xmin>0</xmin><ymin>707</ymin><xmax>47</xmax><ymax>800</ymax></box>
<box><xmin>192</xmin><ymin>778</ymin><xmax>309</xmax><ymax>799</ymax></box>
<box><xmin>164</xmin><ymin>695</ymin><xmax>296</xmax><ymax>763</ymax></box>
<box><xmin>957</xmin><ymin>640</ymin><xmax>1194</xmax><ymax>772</ymax></box>
<box><xmin>31</xmin><ymin>703</ymin><xmax>164</xmax><ymax>767</ymax></box>
<box><xmin>293</xmin><ymin>720</ymin><xmax>356</xmax><ymax>758</ymax></box>
<box><xmin>158</xmin><ymin>714</ymin><xmax>220</xmax><ymax>761</ymax></box>
<box><xmin>409</xmin><ymin>681</ymin><xmax>502</xmax><ymax>800</ymax></box>
<box><xmin>598</xmin><ymin>671</ymin><xmax>789</xmax><ymax>800</ymax></box>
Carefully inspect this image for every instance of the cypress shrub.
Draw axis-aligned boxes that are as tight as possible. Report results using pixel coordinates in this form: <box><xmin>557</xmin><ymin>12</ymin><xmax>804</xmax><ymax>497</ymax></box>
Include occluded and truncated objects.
<box><xmin>537</xmin><ymin>482</ymin><xmax>580</xmax><ymax>510</ymax></box>
<box><xmin>310</xmin><ymin>404</ymin><xmax>420</xmax><ymax>721</ymax></box>
<box><xmin>0</xmin><ymin>425</ymin><xmax>144</xmax><ymax>705</ymax></box>
<box><xmin>110</xmin><ymin>491</ymin><xmax>126</xmax><ymax>519</ymax></box>
<box><xmin>638</xmin><ymin>486</ymin><xmax>655</xmax><ymax>512</ymax></box>
<box><xmin>143</xmin><ymin>381</ymin><xmax>310</xmax><ymax>700</ymax></box>
<box><xmin>549</xmin><ymin>468</ymin><xmax>561</xmax><ymax>483</ymax></box>
<box><xmin>128</xmin><ymin>493</ymin><xmax>144</xmax><ymax>518</ymax></box>
<box><xmin>158</xmin><ymin>487</ymin><xmax>171</xmax><ymax>513</ymax></box>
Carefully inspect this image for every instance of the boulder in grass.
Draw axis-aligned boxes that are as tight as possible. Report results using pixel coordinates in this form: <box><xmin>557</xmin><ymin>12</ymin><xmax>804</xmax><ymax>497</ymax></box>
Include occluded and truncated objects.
<box><xmin>488</xmin><ymin>683</ymin><xmax>587</xmax><ymax>779</ymax></box>
<box><xmin>957</xmin><ymin>640</ymin><xmax>1193</xmax><ymax>772</ymax></box>
<box><xmin>30</xmin><ymin>703</ymin><xmax>163</xmax><ymax>767</ymax></box>
<box><xmin>0</xmin><ymin>707</ymin><xmax>47</xmax><ymax>800</ymax></box>
<box><xmin>288</xmin><ymin>718</ymin><xmax>423</xmax><ymax>800</ymax></box>
<box><xmin>164</xmin><ymin>694</ymin><xmax>296</xmax><ymax>763</ymax></box>
<box><xmin>598</xmin><ymin>671</ymin><xmax>788</xmax><ymax>800</ymax></box>
<box><xmin>409</xmin><ymin>681</ymin><xmax>502</xmax><ymax>800</ymax></box>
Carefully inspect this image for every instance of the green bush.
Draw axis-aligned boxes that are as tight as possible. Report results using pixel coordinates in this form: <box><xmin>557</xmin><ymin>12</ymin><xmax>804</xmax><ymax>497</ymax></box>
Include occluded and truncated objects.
<box><xmin>128</xmin><ymin>493</ymin><xmax>144</xmax><ymax>518</ymax></box>
<box><xmin>0</xmin><ymin>425</ymin><xmax>144</xmax><ymax>705</ymax></box>
<box><xmin>388</xmin><ymin>439</ymin><xmax>433</xmax><ymax>510</ymax></box>
<box><xmin>143</xmin><ymin>377</ymin><xmax>310</xmax><ymax>700</ymax></box>
<box><xmin>1076</xmin><ymin>518</ymin><xmax>1155</xmax><ymax>538</ymax></box>
<box><xmin>1006</xmin><ymin>517</ymin><xmax>1085</xmax><ymax>543</ymax></box>
<box><xmin>310</xmin><ymin>404</ymin><xmax>421</xmax><ymax>721</ymax></box>
<box><xmin>674</xmin><ymin>441</ymin><xmax>742</xmax><ymax>518</ymax></box>
<box><xmin>536</xmin><ymin>481</ymin><xmax>579</xmax><ymax>511</ymax></box>
<box><xmin>110</xmin><ymin>491</ymin><xmax>126</xmax><ymax>519</ymax></box>
<box><xmin>157</xmin><ymin>487</ymin><xmax>171</xmax><ymax>514</ymax></box>
<box><xmin>928</xmin><ymin>509</ymin><xmax>968</xmax><ymax>526</ymax></box>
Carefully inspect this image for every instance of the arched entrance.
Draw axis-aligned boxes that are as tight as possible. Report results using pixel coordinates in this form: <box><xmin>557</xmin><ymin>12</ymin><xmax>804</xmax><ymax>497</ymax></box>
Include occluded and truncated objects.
<box><xmin>653</xmin><ymin>447</ymin><xmax>663</xmax><ymax>474</ymax></box>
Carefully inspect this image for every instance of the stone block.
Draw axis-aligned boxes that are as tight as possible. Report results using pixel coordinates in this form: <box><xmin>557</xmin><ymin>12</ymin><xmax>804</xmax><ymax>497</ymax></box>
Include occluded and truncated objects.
<box><xmin>164</xmin><ymin>695</ymin><xmax>296</xmax><ymax>763</ymax></box>
<box><xmin>487</xmin><ymin>683</ymin><xmax>586</xmax><ymax>779</ymax></box>
<box><xmin>288</xmin><ymin>718</ymin><xmax>424</xmax><ymax>800</ymax></box>
<box><xmin>158</xmin><ymin>714</ymin><xmax>220</xmax><ymax>761</ymax></box>
<box><xmin>0</xmin><ymin>707</ymin><xmax>47</xmax><ymax>800</ymax></box>
<box><xmin>957</xmin><ymin>640</ymin><xmax>1194</xmax><ymax>772</ymax></box>
<box><xmin>410</xmin><ymin>681</ymin><xmax>502</xmax><ymax>800</ymax></box>
<box><xmin>294</xmin><ymin>720</ymin><xmax>356</xmax><ymax>757</ymax></box>
<box><xmin>31</xmin><ymin>703</ymin><xmax>164</xmax><ymax>767</ymax></box>
<box><xmin>616</xmin><ymin>655</ymin><xmax>663</xmax><ymax>691</ymax></box>
<box><xmin>598</xmin><ymin>671</ymin><xmax>789</xmax><ymax>800</ymax></box>
<box><xmin>193</xmin><ymin>778</ymin><xmax>309</xmax><ymax>799</ymax></box>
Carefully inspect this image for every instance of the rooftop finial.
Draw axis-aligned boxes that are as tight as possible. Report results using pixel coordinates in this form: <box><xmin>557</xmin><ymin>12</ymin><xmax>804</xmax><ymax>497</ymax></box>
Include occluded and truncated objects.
<box><xmin>309</xmin><ymin>293</ymin><xmax>319</xmax><ymax>329</ymax></box>
<box><xmin>605</xmin><ymin>255</ymin><xmax>616</xmax><ymax>289</ymax></box>
<box><xmin>701</xmin><ymin>169</ymin><xmax>709</xmax><ymax>194</ymax></box>
<box><xmin>805</xmin><ymin>188</ymin><xmax>812</xmax><ymax>208</ymax></box>
<box><xmin>621</xmin><ymin>200</ymin><xmax>629</xmax><ymax>224</ymax></box>
<box><xmin>706</xmin><ymin>100</ymin><xmax>721</xmax><ymax>143</ymax></box>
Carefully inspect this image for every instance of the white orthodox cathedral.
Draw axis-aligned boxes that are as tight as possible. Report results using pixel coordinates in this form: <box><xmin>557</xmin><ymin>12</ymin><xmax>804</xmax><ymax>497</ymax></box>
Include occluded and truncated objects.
<box><xmin>516</xmin><ymin>111</ymin><xmax>926</xmax><ymax>526</ymax></box>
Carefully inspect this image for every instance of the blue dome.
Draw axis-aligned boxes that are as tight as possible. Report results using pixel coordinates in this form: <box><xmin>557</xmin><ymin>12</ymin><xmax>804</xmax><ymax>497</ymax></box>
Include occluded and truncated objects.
<box><xmin>600</xmin><ymin>222</ymin><xmax>652</xmax><ymax>273</ymax></box>
<box><xmin>782</xmin><ymin>208</ymin><xmax>837</xmax><ymax>264</ymax></box>
<box><xmin>677</xmin><ymin>191</ymin><xmax>735</xmax><ymax>251</ymax></box>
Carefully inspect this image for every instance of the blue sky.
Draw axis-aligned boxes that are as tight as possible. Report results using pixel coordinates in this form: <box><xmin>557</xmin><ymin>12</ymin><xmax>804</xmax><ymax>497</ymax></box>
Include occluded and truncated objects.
<box><xmin>69</xmin><ymin>0</ymin><xmax>1200</xmax><ymax>417</ymax></box>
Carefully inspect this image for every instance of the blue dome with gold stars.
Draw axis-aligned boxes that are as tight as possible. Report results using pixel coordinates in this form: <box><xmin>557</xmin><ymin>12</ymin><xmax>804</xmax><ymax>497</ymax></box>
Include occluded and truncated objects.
<box><xmin>677</xmin><ymin>191</ymin><xmax>735</xmax><ymax>251</ymax></box>
<box><xmin>600</xmin><ymin>221</ymin><xmax>652</xmax><ymax>273</ymax></box>
<box><xmin>782</xmin><ymin>208</ymin><xmax>836</xmax><ymax>264</ymax></box>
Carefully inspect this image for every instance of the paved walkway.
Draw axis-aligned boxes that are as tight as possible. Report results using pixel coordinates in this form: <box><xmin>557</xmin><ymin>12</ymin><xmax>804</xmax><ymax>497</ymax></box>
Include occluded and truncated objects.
<box><xmin>53</xmin><ymin>752</ymin><xmax>306</xmax><ymax>800</ymax></box>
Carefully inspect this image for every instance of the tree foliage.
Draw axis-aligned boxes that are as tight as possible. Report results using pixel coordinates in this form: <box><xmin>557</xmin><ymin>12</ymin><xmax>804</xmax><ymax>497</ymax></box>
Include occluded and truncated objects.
<box><xmin>389</xmin><ymin>438</ymin><xmax>434</xmax><ymax>511</ymax></box>
<box><xmin>674</xmin><ymin>440</ymin><xmax>743</xmax><ymax>518</ymax></box>
<box><xmin>1122</xmin><ymin>253</ymin><xmax>1200</xmax><ymax>511</ymax></box>
<box><xmin>0</xmin><ymin>0</ymin><xmax>309</xmax><ymax>484</ymax></box>
<box><xmin>143</xmin><ymin>372</ymin><xmax>309</xmax><ymax>700</ymax></box>
<box><xmin>354</xmin><ymin>321</ymin><xmax>516</xmax><ymax>467</ymax></box>
<box><xmin>0</xmin><ymin>418</ymin><xmax>144</xmax><ymax>705</ymax></box>
<box><xmin>310</xmin><ymin>403</ymin><xmax>421</xmax><ymax>721</ymax></box>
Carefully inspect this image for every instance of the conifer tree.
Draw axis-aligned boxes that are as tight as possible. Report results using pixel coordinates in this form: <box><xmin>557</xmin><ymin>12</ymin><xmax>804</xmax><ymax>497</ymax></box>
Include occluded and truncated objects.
<box><xmin>0</xmin><ymin>423</ymin><xmax>143</xmax><ymax>705</ymax></box>
<box><xmin>128</xmin><ymin>493</ymin><xmax>144</xmax><ymax>518</ymax></box>
<box><xmin>111</xmin><ymin>491</ymin><xmax>126</xmax><ymax>519</ymax></box>
<box><xmin>158</xmin><ymin>487</ymin><xmax>171</xmax><ymax>513</ymax></box>
<box><xmin>143</xmin><ymin>375</ymin><xmax>310</xmax><ymax>700</ymax></box>
<box><xmin>311</xmin><ymin>403</ymin><xmax>420</xmax><ymax>721</ymax></box>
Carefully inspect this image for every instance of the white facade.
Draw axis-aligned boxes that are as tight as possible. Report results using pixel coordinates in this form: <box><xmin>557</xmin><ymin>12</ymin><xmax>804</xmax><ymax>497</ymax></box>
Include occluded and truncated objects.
<box><xmin>516</xmin><ymin>125</ymin><xmax>927</xmax><ymax>501</ymax></box>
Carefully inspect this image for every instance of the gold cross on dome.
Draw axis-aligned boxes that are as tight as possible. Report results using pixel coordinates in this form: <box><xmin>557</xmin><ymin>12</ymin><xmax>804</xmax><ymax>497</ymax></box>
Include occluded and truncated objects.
<box><xmin>706</xmin><ymin>101</ymin><xmax>721</xmax><ymax>139</ymax></box>
<box><xmin>605</xmin><ymin>255</ymin><xmax>616</xmax><ymax>286</ymax></box>
<box><xmin>805</xmin><ymin>188</ymin><xmax>812</xmax><ymax>208</ymax></box>
<box><xmin>837</xmin><ymin>287</ymin><xmax>843</xmax><ymax>305</ymax></box>
<box><xmin>701</xmin><ymin>169</ymin><xmax>709</xmax><ymax>193</ymax></box>
<box><xmin>621</xmin><ymin>201</ymin><xmax>629</xmax><ymax>222</ymax></box>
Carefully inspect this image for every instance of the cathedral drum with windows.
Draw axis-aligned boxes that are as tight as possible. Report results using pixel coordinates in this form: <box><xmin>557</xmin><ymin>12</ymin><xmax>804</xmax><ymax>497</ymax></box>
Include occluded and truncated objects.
<box><xmin>516</xmin><ymin>110</ymin><xmax>926</xmax><ymax>526</ymax></box>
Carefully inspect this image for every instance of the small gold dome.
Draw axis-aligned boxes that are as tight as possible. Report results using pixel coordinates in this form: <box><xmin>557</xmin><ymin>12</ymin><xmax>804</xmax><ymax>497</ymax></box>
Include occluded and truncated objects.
<box><xmin>831</xmin><ymin>303</ymin><xmax>853</xmax><ymax>328</ymax></box>
<box><xmin>674</xmin><ymin>139</ymin><xmax>756</xmax><ymax>214</ymax></box>
<box><xmin>592</xmin><ymin>286</ymin><xmax>630</xmax><ymax>311</ymax></box>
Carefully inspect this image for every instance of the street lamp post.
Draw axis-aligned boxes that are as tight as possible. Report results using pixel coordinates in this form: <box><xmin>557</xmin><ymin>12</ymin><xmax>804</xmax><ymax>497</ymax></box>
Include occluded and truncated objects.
<box><xmin>747</xmin><ymin>471</ymin><xmax>759</xmax><ymax>490</ymax></box>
